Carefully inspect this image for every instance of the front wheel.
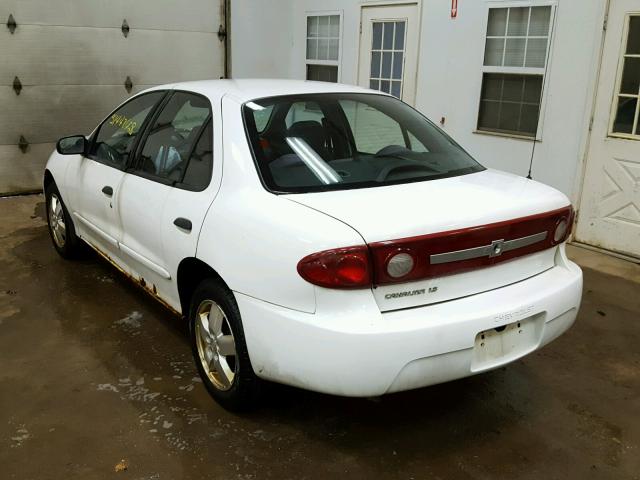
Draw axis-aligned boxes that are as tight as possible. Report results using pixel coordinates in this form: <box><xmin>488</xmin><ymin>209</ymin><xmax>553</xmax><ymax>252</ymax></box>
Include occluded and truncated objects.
<box><xmin>189</xmin><ymin>279</ymin><xmax>260</xmax><ymax>411</ymax></box>
<box><xmin>45</xmin><ymin>182</ymin><xmax>81</xmax><ymax>259</ymax></box>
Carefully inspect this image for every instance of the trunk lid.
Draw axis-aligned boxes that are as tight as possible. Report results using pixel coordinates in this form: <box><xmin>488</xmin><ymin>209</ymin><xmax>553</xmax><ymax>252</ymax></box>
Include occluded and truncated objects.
<box><xmin>287</xmin><ymin>169</ymin><xmax>571</xmax><ymax>311</ymax></box>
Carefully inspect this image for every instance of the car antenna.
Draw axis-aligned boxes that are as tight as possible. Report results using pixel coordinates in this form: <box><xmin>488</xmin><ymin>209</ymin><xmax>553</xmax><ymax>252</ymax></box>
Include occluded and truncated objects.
<box><xmin>527</xmin><ymin>10</ymin><xmax>556</xmax><ymax>180</ymax></box>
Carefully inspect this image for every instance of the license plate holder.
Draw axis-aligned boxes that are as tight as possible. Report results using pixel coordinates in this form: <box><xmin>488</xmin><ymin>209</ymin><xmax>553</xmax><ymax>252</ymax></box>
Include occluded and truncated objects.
<box><xmin>471</xmin><ymin>313</ymin><xmax>544</xmax><ymax>372</ymax></box>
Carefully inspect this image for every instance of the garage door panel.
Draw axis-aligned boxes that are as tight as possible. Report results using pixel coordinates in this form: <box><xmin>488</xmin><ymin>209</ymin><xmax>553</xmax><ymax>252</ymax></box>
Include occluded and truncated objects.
<box><xmin>1</xmin><ymin>0</ymin><xmax>221</xmax><ymax>32</ymax></box>
<box><xmin>1</xmin><ymin>27</ymin><xmax>223</xmax><ymax>86</ymax></box>
<box><xmin>0</xmin><ymin>85</ymin><xmax>154</xmax><ymax>145</ymax></box>
<box><xmin>0</xmin><ymin>143</ymin><xmax>55</xmax><ymax>194</ymax></box>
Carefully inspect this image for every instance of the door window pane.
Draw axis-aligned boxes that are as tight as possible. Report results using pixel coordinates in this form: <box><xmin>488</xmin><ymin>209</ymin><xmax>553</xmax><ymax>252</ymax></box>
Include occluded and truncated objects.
<box><xmin>620</xmin><ymin>57</ymin><xmax>640</xmax><ymax>95</ymax></box>
<box><xmin>627</xmin><ymin>16</ymin><xmax>640</xmax><ymax>54</ymax></box>
<box><xmin>611</xmin><ymin>15</ymin><xmax>640</xmax><ymax>136</ymax></box>
<box><xmin>137</xmin><ymin>92</ymin><xmax>211</xmax><ymax>181</ymax></box>
<box><xmin>613</xmin><ymin>97</ymin><xmax>637</xmax><ymax>134</ymax></box>
<box><xmin>477</xmin><ymin>73</ymin><xmax>542</xmax><ymax>137</ymax></box>
<box><xmin>394</xmin><ymin>21</ymin><xmax>405</xmax><ymax>50</ymax></box>
<box><xmin>182</xmin><ymin>120</ymin><xmax>213</xmax><ymax>191</ymax></box>
<box><xmin>372</xmin><ymin>22</ymin><xmax>383</xmax><ymax>50</ymax></box>
<box><xmin>90</xmin><ymin>91</ymin><xmax>164</xmax><ymax>169</ymax></box>
<box><xmin>383</xmin><ymin>22</ymin><xmax>394</xmax><ymax>49</ymax></box>
<box><xmin>369</xmin><ymin>20</ymin><xmax>407</xmax><ymax>99</ymax></box>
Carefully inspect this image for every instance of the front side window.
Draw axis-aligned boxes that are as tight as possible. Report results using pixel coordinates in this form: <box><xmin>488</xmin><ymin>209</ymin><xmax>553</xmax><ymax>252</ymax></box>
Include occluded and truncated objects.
<box><xmin>478</xmin><ymin>5</ymin><xmax>553</xmax><ymax>137</ymax></box>
<box><xmin>243</xmin><ymin>93</ymin><xmax>484</xmax><ymax>193</ymax></box>
<box><xmin>135</xmin><ymin>92</ymin><xmax>211</xmax><ymax>184</ymax></box>
<box><xmin>89</xmin><ymin>91</ymin><xmax>165</xmax><ymax>168</ymax></box>
<box><xmin>306</xmin><ymin>14</ymin><xmax>341</xmax><ymax>83</ymax></box>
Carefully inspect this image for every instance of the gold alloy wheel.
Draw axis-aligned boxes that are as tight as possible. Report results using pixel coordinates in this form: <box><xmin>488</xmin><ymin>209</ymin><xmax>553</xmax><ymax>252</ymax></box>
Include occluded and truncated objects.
<box><xmin>194</xmin><ymin>300</ymin><xmax>237</xmax><ymax>391</ymax></box>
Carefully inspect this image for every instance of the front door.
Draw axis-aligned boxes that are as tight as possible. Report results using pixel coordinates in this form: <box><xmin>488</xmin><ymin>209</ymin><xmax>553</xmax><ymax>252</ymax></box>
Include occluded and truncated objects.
<box><xmin>68</xmin><ymin>91</ymin><xmax>165</xmax><ymax>255</ymax></box>
<box><xmin>577</xmin><ymin>1</ymin><xmax>640</xmax><ymax>258</ymax></box>
<box><xmin>357</xmin><ymin>3</ymin><xmax>420</xmax><ymax>106</ymax></box>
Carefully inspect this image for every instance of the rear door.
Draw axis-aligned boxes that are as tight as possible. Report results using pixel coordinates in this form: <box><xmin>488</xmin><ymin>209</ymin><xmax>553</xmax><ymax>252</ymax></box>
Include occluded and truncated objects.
<box><xmin>117</xmin><ymin>91</ymin><xmax>215</xmax><ymax>310</ymax></box>
<box><xmin>67</xmin><ymin>91</ymin><xmax>165</xmax><ymax>255</ymax></box>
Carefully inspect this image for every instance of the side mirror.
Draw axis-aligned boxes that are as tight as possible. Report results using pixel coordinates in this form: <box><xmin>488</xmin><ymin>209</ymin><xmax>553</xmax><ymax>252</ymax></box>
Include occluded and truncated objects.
<box><xmin>56</xmin><ymin>135</ymin><xmax>88</xmax><ymax>155</ymax></box>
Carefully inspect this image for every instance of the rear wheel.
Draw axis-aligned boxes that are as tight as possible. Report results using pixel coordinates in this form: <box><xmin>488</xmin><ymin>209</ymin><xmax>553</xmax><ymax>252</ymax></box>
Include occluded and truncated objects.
<box><xmin>189</xmin><ymin>279</ymin><xmax>260</xmax><ymax>410</ymax></box>
<box><xmin>45</xmin><ymin>182</ymin><xmax>81</xmax><ymax>259</ymax></box>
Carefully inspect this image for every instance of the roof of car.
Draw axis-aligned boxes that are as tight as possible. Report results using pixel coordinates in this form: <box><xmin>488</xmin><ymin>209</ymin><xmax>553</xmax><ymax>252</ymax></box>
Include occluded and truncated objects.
<box><xmin>144</xmin><ymin>78</ymin><xmax>380</xmax><ymax>103</ymax></box>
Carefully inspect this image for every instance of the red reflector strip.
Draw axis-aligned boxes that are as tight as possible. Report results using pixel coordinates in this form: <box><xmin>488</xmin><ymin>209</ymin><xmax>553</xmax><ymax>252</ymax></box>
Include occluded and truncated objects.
<box><xmin>369</xmin><ymin>206</ymin><xmax>573</xmax><ymax>285</ymax></box>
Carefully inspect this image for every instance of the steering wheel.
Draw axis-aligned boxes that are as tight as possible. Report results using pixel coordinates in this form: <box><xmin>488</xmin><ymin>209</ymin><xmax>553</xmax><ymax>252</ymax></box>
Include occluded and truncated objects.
<box><xmin>374</xmin><ymin>145</ymin><xmax>410</xmax><ymax>158</ymax></box>
<box><xmin>376</xmin><ymin>163</ymin><xmax>436</xmax><ymax>182</ymax></box>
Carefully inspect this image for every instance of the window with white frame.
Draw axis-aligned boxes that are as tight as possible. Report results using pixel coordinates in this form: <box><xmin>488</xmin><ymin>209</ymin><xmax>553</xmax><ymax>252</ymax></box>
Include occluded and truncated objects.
<box><xmin>477</xmin><ymin>5</ymin><xmax>553</xmax><ymax>137</ymax></box>
<box><xmin>306</xmin><ymin>14</ymin><xmax>341</xmax><ymax>83</ymax></box>
<box><xmin>611</xmin><ymin>15</ymin><xmax>640</xmax><ymax>137</ymax></box>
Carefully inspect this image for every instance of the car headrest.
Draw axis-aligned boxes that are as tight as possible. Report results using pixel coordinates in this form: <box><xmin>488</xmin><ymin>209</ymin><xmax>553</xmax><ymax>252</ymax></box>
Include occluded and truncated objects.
<box><xmin>286</xmin><ymin>121</ymin><xmax>327</xmax><ymax>154</ymax></box>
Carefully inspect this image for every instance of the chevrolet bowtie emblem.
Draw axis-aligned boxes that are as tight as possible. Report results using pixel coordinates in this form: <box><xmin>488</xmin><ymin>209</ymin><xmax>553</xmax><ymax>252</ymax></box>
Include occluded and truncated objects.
<box><xmin>429</xmin><ymin>231</ymin><xmax>549</xmax><ymax>265</ymax></box>
<box><xmin>489</xmin><ymin>239</ymin><xmax>505</xmax><ymax>257</ymax></box>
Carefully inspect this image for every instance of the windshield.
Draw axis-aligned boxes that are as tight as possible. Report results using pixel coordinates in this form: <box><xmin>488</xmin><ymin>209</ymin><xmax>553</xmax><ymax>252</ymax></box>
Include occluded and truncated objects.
<box><xmin>243</xmin><ymin>93</ymin><xmax>484</xmax><ymax>193</ymax></box>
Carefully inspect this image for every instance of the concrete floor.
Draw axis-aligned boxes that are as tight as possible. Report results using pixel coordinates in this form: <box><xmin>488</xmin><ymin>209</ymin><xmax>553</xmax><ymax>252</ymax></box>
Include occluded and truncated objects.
<box><xmin>1</xmin><ymin>194</ymin><xmax>639</xmax><ymax>480</ymax></box>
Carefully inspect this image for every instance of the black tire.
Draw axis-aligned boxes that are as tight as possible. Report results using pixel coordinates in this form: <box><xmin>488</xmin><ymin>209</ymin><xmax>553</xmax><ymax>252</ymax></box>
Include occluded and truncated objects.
<box><xmin>45</xmin><ymin>182</ymin><xmax>82</xmax><ymax>259</ymax></box>
<box><xmin>189</xmin><ymin>278</ymin><xmax>260</xmax><ymax>411</ymax></box>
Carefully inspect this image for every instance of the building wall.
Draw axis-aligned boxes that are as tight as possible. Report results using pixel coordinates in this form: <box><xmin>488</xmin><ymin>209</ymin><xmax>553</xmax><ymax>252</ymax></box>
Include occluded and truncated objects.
<box><xmin>230</xmin><ymin>0</ymin><xmax>295</xmax><ymax>79</ymax></box>
<box><xmin>231</xmin><ymin>0</ymin><xmax>607</xmax><ymax>201</ymax></box>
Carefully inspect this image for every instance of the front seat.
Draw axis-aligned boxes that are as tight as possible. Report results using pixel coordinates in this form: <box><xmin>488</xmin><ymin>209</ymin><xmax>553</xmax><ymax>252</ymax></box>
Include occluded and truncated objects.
<box><xmin>286</xmin><ymin>120</ymin><xmax>331</xmax><ymax>160</ymax></box>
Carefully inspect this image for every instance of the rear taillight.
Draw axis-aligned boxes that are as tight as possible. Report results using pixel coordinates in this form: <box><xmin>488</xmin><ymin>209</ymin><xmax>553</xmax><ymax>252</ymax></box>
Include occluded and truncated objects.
<box><xmin>297</xmin><ymin>246</ymin><xmax>372</xmax><ymax>289</ymax></box>
<box><xmin>553</xmin><ymin>207</ymin><xmax>574</xmax><ymax>244</ymax></box>
<box><xmin>370</xmin><ymin>205</ymin><xmax>574</xmax><ymax>285</ymax></box>
<box><xmin>298</xmin><ymin>206</ymin><xmax>574</xmax><ymax>289</ymax></box>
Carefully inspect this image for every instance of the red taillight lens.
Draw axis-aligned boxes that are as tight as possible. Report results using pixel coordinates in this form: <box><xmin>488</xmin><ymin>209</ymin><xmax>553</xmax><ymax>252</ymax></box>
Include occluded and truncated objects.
<box><xmin>370</xmin><ymin>205</ymin><xmax>574</xmax><ymax>285</ymax></box>
<box><xmin>297</xmin><ymin>246</ymin><xmax>372</xmax><ymax>289</ymax></box>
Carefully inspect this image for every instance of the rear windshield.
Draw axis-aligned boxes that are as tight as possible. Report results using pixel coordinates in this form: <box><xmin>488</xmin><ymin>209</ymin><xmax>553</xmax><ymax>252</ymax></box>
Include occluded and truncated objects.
<box><xmin>243</xmin><ymin>93</ymin><xmax>484</xmax><ymax>193</ymax></box>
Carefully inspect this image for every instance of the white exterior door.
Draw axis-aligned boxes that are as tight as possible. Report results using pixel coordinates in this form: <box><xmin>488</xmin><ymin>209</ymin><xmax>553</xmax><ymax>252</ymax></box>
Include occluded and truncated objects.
<box><xmin>577</xmin><ymin>1</ymin><xmax>640</xmax><ymax>258</ymax></box>
<box><xmin>358</xmin><ymin>3</ymin><xmax>420</xmax><ymax>106</ymax></box>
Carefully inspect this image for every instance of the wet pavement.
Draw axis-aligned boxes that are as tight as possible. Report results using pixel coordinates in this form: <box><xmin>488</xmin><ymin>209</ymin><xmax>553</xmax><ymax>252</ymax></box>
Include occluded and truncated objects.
<box><xmin>1</xmin><ymin>194</ymin><xmax>639</xmax><ymax>479</ymax></box>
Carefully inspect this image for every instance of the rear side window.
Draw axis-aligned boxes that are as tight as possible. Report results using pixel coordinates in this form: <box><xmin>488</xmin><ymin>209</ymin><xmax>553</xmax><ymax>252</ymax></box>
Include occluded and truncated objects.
<box><xmin>181</xmin><ymin>119</ymin><xmax>213</xmax><ymax>191</ymax></box>
<box><xmin>135</xmin><ymin>92</ymin><xmax>211</xmax><ymax>183</ymax></box>
<box><xmin>89</xmin><ymin>91</ymin><xmax>165</xmax><ymax>169</ymax></box>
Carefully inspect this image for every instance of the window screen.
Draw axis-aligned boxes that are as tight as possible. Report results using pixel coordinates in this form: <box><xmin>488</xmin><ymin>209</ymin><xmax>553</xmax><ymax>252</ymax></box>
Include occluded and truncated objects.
<box><xmin>478</xmin><ymin>6</ymin><xmax>552</xmax><ymax>137</ymax></box>
<box><xmin>306</xmin><ymin>14</ymin><xmax>341</xmax><ymax>83</ymax></box>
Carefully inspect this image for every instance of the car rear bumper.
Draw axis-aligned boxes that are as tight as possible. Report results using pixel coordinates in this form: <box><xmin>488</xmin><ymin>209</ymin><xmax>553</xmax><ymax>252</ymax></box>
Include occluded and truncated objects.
<box><xmin>237</xmin><ymin>248</ymin><xmax>583</xmax><ymax>397</ymax></box>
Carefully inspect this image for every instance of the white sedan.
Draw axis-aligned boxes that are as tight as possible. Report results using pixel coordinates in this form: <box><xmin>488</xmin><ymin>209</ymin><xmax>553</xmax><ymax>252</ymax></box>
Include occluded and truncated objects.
<box><xmin>44</xmin><ymin>80</ymin><xmax>582</xmax><ymax>410</ymax></box>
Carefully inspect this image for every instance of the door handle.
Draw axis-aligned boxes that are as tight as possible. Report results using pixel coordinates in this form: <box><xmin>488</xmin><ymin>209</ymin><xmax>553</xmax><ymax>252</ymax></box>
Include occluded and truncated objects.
<box><xmin>173</xmin><ymin>217</ymin><xmax>192</xmax><ymax>232</ymax></box>
<box><xmin>101</xmin><ymin>186</ymin><xmax>113</xmax><ymax>197</ymax></box>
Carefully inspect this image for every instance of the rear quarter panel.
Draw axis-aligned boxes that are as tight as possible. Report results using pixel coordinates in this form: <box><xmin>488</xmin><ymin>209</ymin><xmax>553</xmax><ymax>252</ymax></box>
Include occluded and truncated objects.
<box><xmin>195</xmin><ymin>96</ymin><xmax>364</xmax><ymax>314</ymax></box>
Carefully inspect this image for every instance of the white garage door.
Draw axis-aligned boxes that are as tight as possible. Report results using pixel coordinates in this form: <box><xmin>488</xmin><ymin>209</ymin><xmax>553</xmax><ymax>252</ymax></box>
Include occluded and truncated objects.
<box><xmin>0</xmin><ymin>0</ymin><xmax>225</xmax><ymax>194</ymax></box>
